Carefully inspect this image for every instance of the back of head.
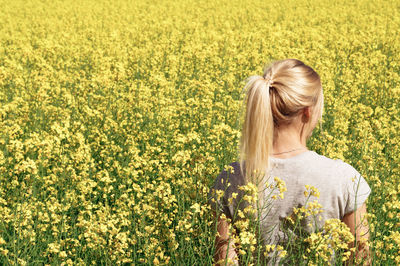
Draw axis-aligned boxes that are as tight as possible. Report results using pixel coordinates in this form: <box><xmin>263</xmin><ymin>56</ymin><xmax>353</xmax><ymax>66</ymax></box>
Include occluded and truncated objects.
<box><xmin>239</xmin><ymin>58</ymin><xmax>324</xmax><ymax>212</ymax></box>
<box><xmin>265</xmin><ymin>59</ymin><xmax>323</xmax><ymax>126</ymax></box>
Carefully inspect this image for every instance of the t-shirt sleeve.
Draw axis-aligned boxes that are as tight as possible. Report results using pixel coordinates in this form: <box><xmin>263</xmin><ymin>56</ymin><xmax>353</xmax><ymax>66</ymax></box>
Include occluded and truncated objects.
<box><xmin>208</xmin><ymin>171</ymin><xmax>230</xmax><ymax>219</ymax></box>
<box><xmin>343</xmin><ymin>163</ymin><xmax>371</xmax><ymax>215</ymax></box>
<box><xmin>207</xmin><ymin>164</ymin><xmax>239</xmax><ymax>220</ymax></box>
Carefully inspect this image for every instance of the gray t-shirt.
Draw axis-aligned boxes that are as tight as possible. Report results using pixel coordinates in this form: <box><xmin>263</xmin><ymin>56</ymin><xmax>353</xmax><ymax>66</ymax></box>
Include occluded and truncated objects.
<box><xmin>208</xmin><ymin>150</ymin><xmax>371</xmax><ymax>264</ymax></box>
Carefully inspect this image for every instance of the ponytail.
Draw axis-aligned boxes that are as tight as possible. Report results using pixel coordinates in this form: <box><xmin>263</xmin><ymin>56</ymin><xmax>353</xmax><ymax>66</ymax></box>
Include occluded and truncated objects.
<box><xmin>239</xmin><ymin>75</ymin><xmax>274</xmax><ymax>216</ymax></box>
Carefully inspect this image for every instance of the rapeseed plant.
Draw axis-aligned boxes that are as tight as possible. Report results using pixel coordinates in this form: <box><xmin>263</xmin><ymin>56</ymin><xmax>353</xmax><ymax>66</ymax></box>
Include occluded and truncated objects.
<box><xmin>0</xmin><ymin>0</ymin><xmax>399</xmax><ymax>264</ymax></box>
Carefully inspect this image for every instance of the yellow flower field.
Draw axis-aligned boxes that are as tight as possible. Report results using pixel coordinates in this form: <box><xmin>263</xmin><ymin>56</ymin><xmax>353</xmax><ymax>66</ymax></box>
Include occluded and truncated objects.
<box><xmin>0</xmin><ymin>0</ymin><xmax>399</xmax><ymax>264</ymax></box>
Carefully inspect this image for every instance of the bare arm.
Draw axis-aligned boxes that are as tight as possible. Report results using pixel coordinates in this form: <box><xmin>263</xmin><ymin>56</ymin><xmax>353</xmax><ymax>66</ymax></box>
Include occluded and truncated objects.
<box><xmin>341</xmin><ymin>203</ymin><xmax>371</xmax><ymax>265</ymax></box>
<box><xmin>212</xmin><ymin>210</ymin><xmax>239</xmax><ymax>265</ymax></box>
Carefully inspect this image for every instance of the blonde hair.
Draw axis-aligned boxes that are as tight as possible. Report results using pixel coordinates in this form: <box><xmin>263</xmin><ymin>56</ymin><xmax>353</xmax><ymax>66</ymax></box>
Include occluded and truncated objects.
<box><xmin>239</xmin><ymin>58</ymin><xmax>324</xmax><ymax>215</ymax></box>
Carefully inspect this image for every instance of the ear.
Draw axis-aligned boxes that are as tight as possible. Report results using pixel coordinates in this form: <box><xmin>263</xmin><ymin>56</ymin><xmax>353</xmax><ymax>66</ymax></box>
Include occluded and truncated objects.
<box><xmin>302</xmin><ymin>107</ymin><xmax>311</xmax><ymax>122</ymax></box>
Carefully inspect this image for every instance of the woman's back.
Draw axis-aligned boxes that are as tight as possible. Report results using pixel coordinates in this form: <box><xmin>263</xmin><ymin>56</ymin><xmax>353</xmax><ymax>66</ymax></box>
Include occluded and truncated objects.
<box><xmin>208</xmin><ymin>150</ymin><xmax>371</xmax><ymax>263</ymax></box>
<box><xmin>208</xmin><ymin>151</ymin><xmax>371</xmax><ymax>264</ymax></box>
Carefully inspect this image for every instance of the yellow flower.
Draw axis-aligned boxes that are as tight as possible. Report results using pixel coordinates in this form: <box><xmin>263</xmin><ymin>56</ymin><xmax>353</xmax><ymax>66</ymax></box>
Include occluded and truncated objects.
<box><xmin>279</xmin><ymin>250</ymin><xmax>287</xmax><ymax>258</ymax></box>
<box><xmin>1</xmin><ymin>0</ymin><xmax>398</xmax><ymax>263</ymax></box>
<box><xmin>190</xmin><ymin>203</ymin><xmax>201</xmax><ymax>213</ymax></box>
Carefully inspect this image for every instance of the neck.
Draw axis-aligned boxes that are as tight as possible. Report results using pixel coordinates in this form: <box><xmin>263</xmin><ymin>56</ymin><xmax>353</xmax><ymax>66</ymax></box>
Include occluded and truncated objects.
<box><xmin>272</xmin><ymin>124</ymin><xmax>308</xmax><ymax>158</ymax></box>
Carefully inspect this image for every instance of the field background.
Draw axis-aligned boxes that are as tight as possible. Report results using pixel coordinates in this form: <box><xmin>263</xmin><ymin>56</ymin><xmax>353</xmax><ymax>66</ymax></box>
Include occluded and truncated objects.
<box><xmin>0</xmin><ymin>0</ymin><xmax>399</xmax><ymax>264</ymax></box>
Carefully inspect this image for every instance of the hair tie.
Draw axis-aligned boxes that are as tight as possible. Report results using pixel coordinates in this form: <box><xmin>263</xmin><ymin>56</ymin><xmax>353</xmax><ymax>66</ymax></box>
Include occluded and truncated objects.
<box><xmin>262</xmin><ymin>75</ymin><xmax>274</xmax><ymax>89</ymax></box>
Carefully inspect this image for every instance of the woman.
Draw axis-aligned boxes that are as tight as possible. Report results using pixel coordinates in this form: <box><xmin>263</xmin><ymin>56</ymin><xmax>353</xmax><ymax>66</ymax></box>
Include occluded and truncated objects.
<box><xmin>208</xmin><ymin>59</ymin><xmax>371</xmax><ymax>265</ymax></box>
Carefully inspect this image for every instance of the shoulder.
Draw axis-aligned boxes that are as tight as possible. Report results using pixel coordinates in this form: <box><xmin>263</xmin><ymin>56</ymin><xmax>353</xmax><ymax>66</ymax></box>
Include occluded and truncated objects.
<box><xmin>311</xmin><ymin>152</ymin><xmax>370</xmax><ymax>192</ymax></box>
<box><xmin>308</xmin><ymin>151</ymin><xmax>359</xmax><ymax>176</ymax></box>
<box><xmin>299</xmin><ymin>151</ymin><xmax>367</xmax><ymax>192</ymax></box>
